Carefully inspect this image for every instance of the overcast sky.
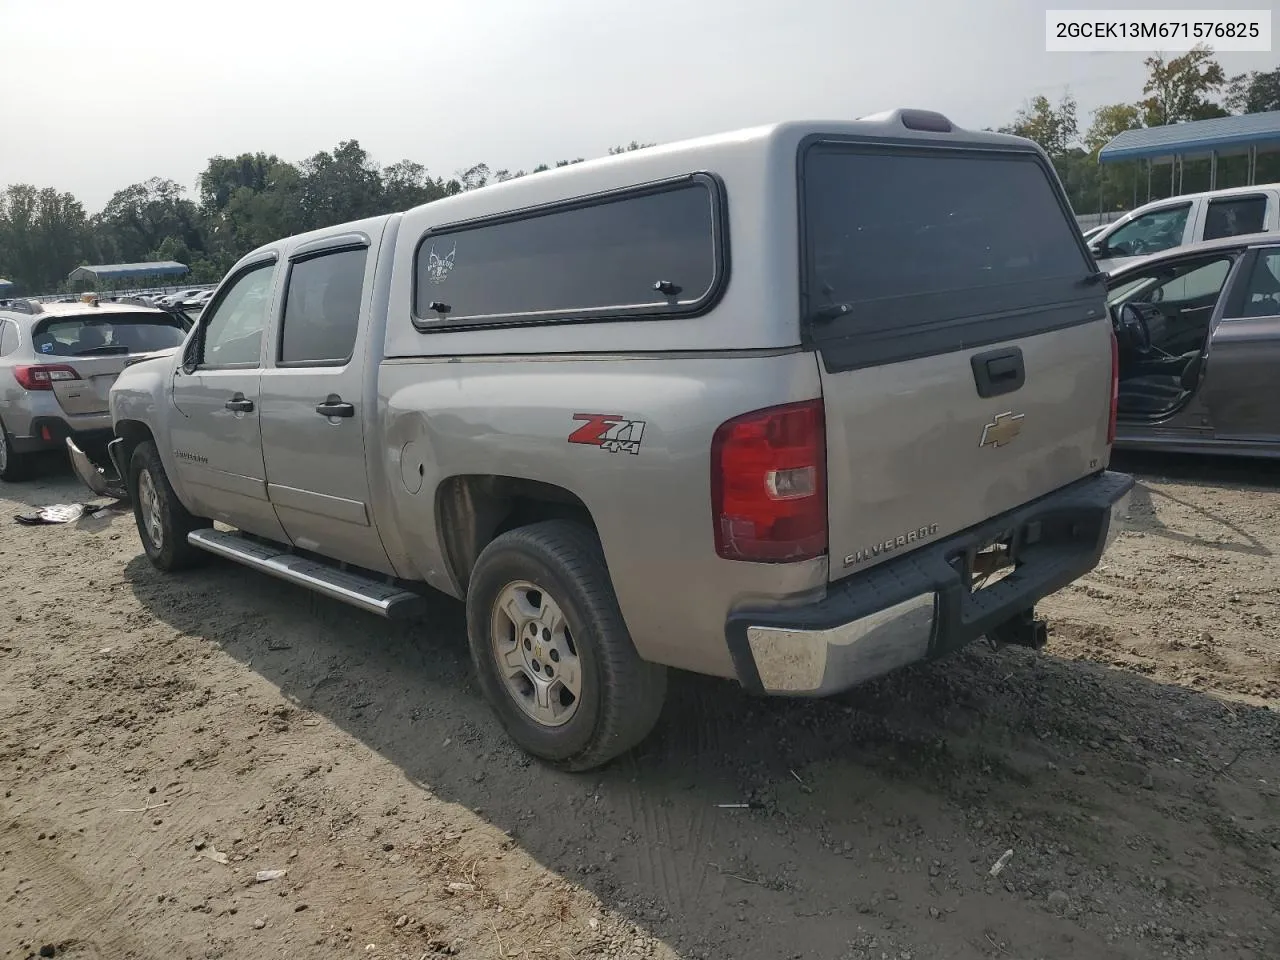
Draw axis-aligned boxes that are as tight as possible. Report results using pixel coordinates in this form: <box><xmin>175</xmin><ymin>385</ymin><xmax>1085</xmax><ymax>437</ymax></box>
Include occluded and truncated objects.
<box><xmin>0</xmin><ymin>0</ymin><xmax>1274</xmax><ymax>211</ymax></box>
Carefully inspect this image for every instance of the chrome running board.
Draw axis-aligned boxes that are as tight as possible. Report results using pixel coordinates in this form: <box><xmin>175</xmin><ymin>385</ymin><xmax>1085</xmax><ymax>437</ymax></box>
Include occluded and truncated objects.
<box><xmin>187</xmin><ymin>528</ymin><xmax>424</xmax><ymax>619</ymax></box>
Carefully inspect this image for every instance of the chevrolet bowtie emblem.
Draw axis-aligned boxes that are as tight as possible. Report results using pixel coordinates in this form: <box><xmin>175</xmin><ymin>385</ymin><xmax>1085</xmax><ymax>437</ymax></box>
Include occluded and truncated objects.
<box><xmin>980</xmin><ymin>411</ymin><xmax>1024</xmax><ymax>448</ymax></box>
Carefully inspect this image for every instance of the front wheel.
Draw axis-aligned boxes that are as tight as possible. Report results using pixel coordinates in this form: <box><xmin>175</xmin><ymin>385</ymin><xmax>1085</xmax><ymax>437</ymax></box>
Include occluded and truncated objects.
<box><xmin>465</xmin><ymin>520</ymin><xmax>667</xmax><ymax>771</ymax></box>
<box><xmin>129</xmin><ymin>441</ymin><xmax>209</xmax><ymax>571</ymax></box>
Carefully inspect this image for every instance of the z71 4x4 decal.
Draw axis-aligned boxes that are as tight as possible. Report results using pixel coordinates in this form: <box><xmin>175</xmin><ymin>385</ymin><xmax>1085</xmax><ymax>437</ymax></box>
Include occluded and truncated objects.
<box><xmin>568</xmin><ymin>414</ymin><xmax>646</xmax><ymax>455</ymax></box>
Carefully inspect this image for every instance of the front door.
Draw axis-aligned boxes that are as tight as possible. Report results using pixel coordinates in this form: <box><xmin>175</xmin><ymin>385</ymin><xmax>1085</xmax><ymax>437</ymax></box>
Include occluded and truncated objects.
<box><xmin>258</xmin><ymin>235</ymin><xmax>392</xmax><ymax>574</ymax></box>
<box><xmin>1205</xmin><ymin>246</ymin><xmax>1280</xmax><ymax>443</ymax></box>
<box><xmin>169</xmin><ymin>257</ymin><xmax>288</xmax><ymax>541</ymax></box>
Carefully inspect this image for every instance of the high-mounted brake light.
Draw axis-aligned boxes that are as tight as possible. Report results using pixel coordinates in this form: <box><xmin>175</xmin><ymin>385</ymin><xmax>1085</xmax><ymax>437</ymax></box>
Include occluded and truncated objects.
<box><xmin>711</xmin><ymin>400</ymin><xmax>827</xmax><ymax>562</ymax></box>
<box><xmin>1107</xmin><ymin>331</ymin><xmax>1119</xmax><ymax>445</ymax></box>
<box><xmin>14</xmin><ymin>364</ymin><xmax>80</xmax><ymax>391</ymax></box>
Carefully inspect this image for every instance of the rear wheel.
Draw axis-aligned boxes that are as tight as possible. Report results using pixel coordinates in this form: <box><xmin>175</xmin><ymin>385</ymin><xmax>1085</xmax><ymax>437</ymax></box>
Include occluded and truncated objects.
<box><xmin>465</xmin><ymin>520</ymin><xmax>667</xmax><ymax>771</ymax></box>
<box><xmin>0</xmin><ymin>419</ymin><xmax>30</xmax><ymax>482</ymax></box>
<box><xmin>129</xmin><ymin>441</ymin><xmax>208</xmax><ymax>571</ymax></box>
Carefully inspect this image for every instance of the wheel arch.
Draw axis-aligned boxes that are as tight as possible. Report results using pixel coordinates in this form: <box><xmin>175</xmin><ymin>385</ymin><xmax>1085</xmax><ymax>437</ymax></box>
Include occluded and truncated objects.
<box><xmin>114</xmin><ymin>419</ymin><xmax>157</xmax><ymax>467</ymax></box>
<box><xmin>435</xmin><ymin>474</ymin><xmax>598</xmax><ymax>595</ymax></box>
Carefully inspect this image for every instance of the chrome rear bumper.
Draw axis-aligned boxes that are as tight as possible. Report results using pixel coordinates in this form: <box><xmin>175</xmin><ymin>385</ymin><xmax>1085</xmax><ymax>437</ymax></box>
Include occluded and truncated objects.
<box><xmin>727</xmin><ymin>470</ymin><xmax>1135</xmax><ymax>696</ymax></box>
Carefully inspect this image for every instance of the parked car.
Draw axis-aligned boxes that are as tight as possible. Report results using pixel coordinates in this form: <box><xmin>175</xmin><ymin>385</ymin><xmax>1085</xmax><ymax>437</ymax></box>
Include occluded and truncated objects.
<box><xmin>0</xmin><ymin>298</ymin><xmax>192</xmax><ymax>479</ymax></box>
<box><xmin>156</xmin><ymin>289</ymin><xmax>204</xmax><ymax>307</ymax></box>
<box><xmin>1088</xmin><ymin>183</ymin><xmax>1280</xmax><ymax>274</ymax></box>
<box><xmin>178</xmin><ymin>289</ymin><xmax>215</xmax><ymax>312</ymax></box>
<box><xmin>1108</xmin><ymin>232</ymin><xmax>1280</xmax><ymax>457</ymax></box>
<box><xmin>84</xmin><ymin>110</ymin><xmax>1132</xmax><ymax>769</ymax></box>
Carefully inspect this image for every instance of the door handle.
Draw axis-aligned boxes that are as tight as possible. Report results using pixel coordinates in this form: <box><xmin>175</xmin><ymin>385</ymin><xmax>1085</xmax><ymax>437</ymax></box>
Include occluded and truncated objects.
<box><xmin>225</xmin><ymin>395</ymin><xmax>254</xmax><ymax>413</ymax></box>
<box><xmin>315</xmin><ymin>395</ymin><xmax>355</xmax><ymax>418</ymax></box>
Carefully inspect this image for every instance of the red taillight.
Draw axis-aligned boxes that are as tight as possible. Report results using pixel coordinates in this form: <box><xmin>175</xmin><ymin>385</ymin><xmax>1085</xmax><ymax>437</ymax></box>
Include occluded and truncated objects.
<box><xmin>711</xmin><ymin>399</ymin><xmax>827</xmax><ymax>562</ymax></box>
<box><xmin>1107</xmin><ymin>331</ymin><xmax>1119</xmax><ymax>445</ymax></box>
<box><xmin>14</xmin><ymin>364</ymin><xmax>80</xmax><ymax>391</ymax></box>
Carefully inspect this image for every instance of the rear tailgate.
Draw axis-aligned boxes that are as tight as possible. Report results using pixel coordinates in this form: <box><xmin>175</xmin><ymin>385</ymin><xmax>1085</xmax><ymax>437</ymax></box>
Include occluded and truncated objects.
<box><xmin>799</xmin><ymin>139</ymin><xmax>1111</xmax><ymax>580</ymax></box>
<box><xmin>32</xmin><ymin>311</ymin><xmax>187</xmax><ymax>416</ymax></box>
<box><xmin>50</xmin><ymin>355</ymin><xmax>131</xmax><ymax>415</ymax></box>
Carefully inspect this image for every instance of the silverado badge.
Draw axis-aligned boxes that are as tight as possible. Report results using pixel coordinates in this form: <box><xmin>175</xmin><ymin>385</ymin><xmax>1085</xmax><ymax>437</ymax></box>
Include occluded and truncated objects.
<box><xmin>980</xmin><ymin>411</ymin><xmax>1024</xmax><ymax>449</ymax></box>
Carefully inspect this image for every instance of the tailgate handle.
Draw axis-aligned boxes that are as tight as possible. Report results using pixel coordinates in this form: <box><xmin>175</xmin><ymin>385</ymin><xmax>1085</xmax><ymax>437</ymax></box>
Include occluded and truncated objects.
<box><xmin>971</xmin><ymin>347</ymin><xmax>1025</xmax><ymax>398</ymax></box>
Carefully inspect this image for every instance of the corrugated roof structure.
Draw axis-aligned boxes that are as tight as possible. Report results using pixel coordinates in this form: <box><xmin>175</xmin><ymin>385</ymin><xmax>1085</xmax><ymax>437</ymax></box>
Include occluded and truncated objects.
<box><xmin>1099</xmin><ymin>111</ymin><xmax>1280</xmax><ymax>163</ymax></box>
<box><xmin>67</xmin><ymin>261</ymin><xmax>189</xmax><ymax>282</ymax></box>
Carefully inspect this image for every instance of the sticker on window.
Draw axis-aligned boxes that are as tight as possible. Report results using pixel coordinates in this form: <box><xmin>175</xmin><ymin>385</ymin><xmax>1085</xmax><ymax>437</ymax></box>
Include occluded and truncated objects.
<box><xmin>424</xmin><ymin>243</ymin><xmax>456</xmax><ymax>284</ymax></box>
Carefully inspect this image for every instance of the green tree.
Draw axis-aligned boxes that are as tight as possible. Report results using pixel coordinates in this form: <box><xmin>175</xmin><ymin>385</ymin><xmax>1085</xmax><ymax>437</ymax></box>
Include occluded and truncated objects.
<box><xmin>458</xmin><ymin>163</ymin><xmax>491</xmax><ymax>191</ymax></box>
<box><xmin>1085</xmin><ymin>102</ymin><xmax>1144</xmax><ymax>154</ymax></box>
<box><xmin>1139</xmin><ymin>44</ymin><xmax>1227</xmax><ymax>126</ymax></box>
<box><xmin>1001</xmin><ymin>93</ymin><xmax>1078</xmax><ymax>158</ymax></box>
<box><xmin>97</xmin><ymin>178</ymin><xmax>203</xmax><ymax>265</ymax></box>
<box><xmin>199</xmin><ymin>153</ymin><xmax>281</xmax><ymax>215</ymax></box>
<box><xmin>297</xmin><ymin>140</ymin><xmax>382</xmax><ymax>230</ymax></box>
<box><xmin>0</xmin><ymin>185</ymin><xmax>93</xmax><ymax>293</ymax></box>
<box><xmin>1225</xmin><ymin>67</ymin><xmax>1280</xmax><ymax>114</ymax></box>
<box><xmin>380</xmin><ymin>160</ymin><xmax>454</xmax><ymax>211</ymax></box>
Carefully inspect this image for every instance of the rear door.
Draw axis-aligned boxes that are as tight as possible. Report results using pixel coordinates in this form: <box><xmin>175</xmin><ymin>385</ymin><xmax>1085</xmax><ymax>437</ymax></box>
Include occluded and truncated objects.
<box><xmin>31</xmin><ymin>311</ymin><xmax>188</xmax><ymax>416</ymax></box>
<box><xmin>799</xmin><ymin>140</ymin><xmax>1110</xmax><ymax>579</ymax></box>
<box><xmin>1204</xmin><ymin>245</ymin><xmax>1280</xmax><ymax>442</ymax></box>
<box><xmin>258</xmin><ymin>232</ymin><xmax>392</xmax><ymax>574</ymax></box>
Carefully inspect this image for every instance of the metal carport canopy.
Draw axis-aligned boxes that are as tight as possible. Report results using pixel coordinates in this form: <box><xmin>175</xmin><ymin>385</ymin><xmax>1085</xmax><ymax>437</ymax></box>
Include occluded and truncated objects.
<box><xmin>66</xmin><ymin>261</ymin><xmax>190</xmax><ymax>283</ymax></box>
<box><xmin>1098</xmin><ymin>111</ymin><xmax>1280</xmax><ymax>163</ymax></box>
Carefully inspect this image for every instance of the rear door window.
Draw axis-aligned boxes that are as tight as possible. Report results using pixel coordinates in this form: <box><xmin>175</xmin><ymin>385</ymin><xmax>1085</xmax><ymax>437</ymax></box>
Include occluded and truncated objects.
<box><xmin>31</xmin><ymin>312</ymin><xmax>188</xmax><ymax>357</ymax></box>
<box><xmin>280</xmin><ymin>247</ymin><xmax>367</xmax><ymax>365</ymax></box>
<box><xmin>1228</xmin><ymin>249</ymin><xmax>1280</xmax><ymax>318</ymax></box>
<box><xmin>1203</xmin><ymin>195</ymin><xmax>1267</xmax><ymax>241</ymax></box>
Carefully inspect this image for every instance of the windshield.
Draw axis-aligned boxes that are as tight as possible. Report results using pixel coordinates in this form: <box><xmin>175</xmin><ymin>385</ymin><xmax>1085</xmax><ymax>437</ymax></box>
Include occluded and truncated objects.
<box><xmin>32</xmin><ymin>312</ymin><xmax>189</xmax><ymax>357</ymax></box>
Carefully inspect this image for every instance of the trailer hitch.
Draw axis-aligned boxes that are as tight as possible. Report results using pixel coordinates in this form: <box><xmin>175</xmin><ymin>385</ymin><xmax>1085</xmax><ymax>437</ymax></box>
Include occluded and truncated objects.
<box><xmin>987</xmin><ymin>608</ymin><xmax>1048</xmax><ymax>650</ymax></box>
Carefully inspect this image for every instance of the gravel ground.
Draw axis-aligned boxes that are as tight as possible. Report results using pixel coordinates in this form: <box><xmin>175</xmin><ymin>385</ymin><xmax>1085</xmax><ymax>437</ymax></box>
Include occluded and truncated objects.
<box><xmin>1</xmin><ymin>452</ymin><xmax>1277</xmax><ymax>960</ymax></box>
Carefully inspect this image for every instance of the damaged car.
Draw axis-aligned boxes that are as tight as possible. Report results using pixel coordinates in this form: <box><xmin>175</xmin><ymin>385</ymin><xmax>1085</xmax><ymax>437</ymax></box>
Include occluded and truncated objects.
<box><xmin>0</xmin><ymin>295</ymin><xmax>192</xmax><ymax>484</ymax></box>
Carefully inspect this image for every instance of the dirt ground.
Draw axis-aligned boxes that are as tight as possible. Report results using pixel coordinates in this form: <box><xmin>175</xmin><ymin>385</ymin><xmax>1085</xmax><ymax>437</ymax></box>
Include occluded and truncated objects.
<box><xmin>1</xmin><ymin>452</ymin><xmax>1277</xmax><ymax>960</ymax></box>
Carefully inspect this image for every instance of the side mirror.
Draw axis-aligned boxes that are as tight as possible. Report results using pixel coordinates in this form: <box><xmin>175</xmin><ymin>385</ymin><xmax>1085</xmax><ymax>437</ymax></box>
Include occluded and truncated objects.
<box><xmin>1089</xmin><ymin>241</ymin><xmax>1106</xmax><ymax>258</ymax></box>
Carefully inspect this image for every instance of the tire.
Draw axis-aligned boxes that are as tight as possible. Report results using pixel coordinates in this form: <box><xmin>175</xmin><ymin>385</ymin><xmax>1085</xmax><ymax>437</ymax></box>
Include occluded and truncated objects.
<box><xmin>465</xmin><ymin>520</ymin><xmax>667</xmax><ymax>771</ymax></box>
<box><xmin>0</xmin><ymin>419</ymin><xmax>31</xmax><ymax>482</ymax></box>
<box><xmin>128</xmin><ymin>441</ymin><xmax>209</xmax><ymax>571</ymax></box>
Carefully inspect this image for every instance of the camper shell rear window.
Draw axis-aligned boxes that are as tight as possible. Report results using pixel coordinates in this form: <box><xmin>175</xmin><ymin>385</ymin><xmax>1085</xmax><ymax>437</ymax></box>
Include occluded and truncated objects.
<box><xmin>799</xmin><ymin>140</ymin><xmax>1096</xmax><ymax>371</ymax></box>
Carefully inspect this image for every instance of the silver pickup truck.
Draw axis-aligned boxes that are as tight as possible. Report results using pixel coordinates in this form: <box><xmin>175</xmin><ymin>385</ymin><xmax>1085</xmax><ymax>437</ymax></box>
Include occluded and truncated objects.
<box><xmin>85</xmin><ymin>110</ymin><xmax>1133</xmax><ymax>770</ymax></box>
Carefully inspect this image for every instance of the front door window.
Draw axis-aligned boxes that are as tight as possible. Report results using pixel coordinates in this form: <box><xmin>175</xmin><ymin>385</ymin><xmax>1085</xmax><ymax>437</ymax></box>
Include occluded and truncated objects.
<box><xmin>1104</xmin><ymin>205</ymin><xmax>1191</xmax><ymax>258</ymax></box>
